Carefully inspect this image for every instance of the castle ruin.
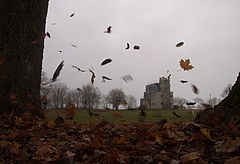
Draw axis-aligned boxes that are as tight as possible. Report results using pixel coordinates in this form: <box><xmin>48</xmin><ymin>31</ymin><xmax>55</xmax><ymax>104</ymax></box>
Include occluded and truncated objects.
<box><xmin>140</xmin><ymin>77</ymin><xmax>173</xmax><ymax>109</ymax></box>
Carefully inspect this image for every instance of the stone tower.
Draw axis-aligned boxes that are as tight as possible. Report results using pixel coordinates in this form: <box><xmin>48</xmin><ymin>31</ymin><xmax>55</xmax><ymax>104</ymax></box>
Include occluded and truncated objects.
<box><xmin>140</xmin><ymin>77</ymin><xmax>173</xmax><ymax>109</ymax></box>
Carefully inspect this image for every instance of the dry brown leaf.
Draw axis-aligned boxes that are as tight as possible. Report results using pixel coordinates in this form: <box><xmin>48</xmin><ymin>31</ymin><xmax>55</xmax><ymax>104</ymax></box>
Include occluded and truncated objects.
<box><xmin>0</xmin><ymin>57</ymin><xmax>6</xmax><ymax>64</ymax></box>
<box><xmin>26</xmin><ymin>103</ymin><xmax>36</xmax><ymax>110</ymax></box>
<box><xmin>225</xmin><ymin>156</ymin><xmax>240</xmax><ymax>164</ymax></box>
<box><xmin>191</xmin><ymin>84</ymin><xmax>199</xmax><ymax>95</ymax></box>
<box><xmin>179</xmin><ymin>59</ymin><xmax>194</xmax><ymax>71</ymax></box>
<box><xmin>200</xmin><ymin>127</ymin><xmax>210</xmax><ymax>138</ymax></box>
<box><xmin>180</xmin><ymin>152</ymin><xmax>207</xmax><ymax>164</ymax></box>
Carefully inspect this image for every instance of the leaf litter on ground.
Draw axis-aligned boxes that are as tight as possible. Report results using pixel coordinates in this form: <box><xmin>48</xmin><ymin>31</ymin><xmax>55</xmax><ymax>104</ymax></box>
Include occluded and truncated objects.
<box><xmin>0</xmin><ymin>112</ymin><xmax>240</xmax><ymax>164</ymax></box>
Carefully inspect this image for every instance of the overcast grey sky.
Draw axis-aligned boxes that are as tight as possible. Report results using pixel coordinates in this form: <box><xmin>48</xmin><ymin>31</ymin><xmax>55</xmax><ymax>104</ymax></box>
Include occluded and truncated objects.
<box><xmin>43</xmin><ymin>0</ymin><xmax>240</xmax><ymax>104</ymax></box>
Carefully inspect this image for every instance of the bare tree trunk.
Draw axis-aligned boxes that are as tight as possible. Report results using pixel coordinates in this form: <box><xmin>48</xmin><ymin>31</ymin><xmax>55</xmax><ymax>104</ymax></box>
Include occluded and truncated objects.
<box><xmin>196</xmin><ymin>72</ymin><xmax>240</xmax><ymax>124</ymax></box>
<box><xmin>216</xmin><ymin>72</ymin><xmax>240</xmax><ymax>109</ymax></box>
<box><xmin>0</xmin><ymin>0</ymin><xmax>49</xmax><ymax>117</ymax></box>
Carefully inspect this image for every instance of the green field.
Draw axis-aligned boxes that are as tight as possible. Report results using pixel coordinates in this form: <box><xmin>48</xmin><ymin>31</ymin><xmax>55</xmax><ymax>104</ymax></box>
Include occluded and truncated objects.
<box><xmin>46</xmin><ymin>109</ymin><xmax>199</xmax><ymax>123</ymax></box>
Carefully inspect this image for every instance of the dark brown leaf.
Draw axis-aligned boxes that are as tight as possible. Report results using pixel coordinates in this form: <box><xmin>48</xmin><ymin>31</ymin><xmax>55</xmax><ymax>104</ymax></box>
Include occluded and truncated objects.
<box><xmin>101</xmin><ymin>58</ymin><xmax>112</xmax><ymax>66</ymax></box>
<box><xmin>133</xmin><ymin>45</ymin><xmax>140</xmax><ymax>50</ymax></box>
<box><xmin>180</xmin><ymin>80</ymin><xmax>188</xmax><ymax>83</ymax></box>
<box><xmin>125</xmin><ymin>43</ymin><xmax>130</xmax><ymax>49</ymax></box>
<box><xmin>52</xmin><ymin>61</ymin><xmax>64</xmax><ymax>82</ymax></box>
<box><xmin>46</xmin><ymin>32</ymin><xmax>51</xmax><ymax>38</ymax></box>
<box><xmin>89</xmin><ymin>69</ymin><xmax>96</xmax><ymax>84</ymax></box>
<box><xmin>176</xmin><ymin>42</ymin><xmax>184</xmax><ymax>47</ymax></box>
<box><xmin>102</xmin><ymin>76</ymin><xmax>112</xmax><ymax>82</ymax></box>
<box><xmin>70</xmin><ymin>13</ymin><xmax>75</xmax><ymax>17</ymax></box>
<box><xmin>104</xmin><ymin>26</ymin><xmax>112</xmax><ymax>33</ymax></box>
<box><xmin>172</xmin><ymin>111</ymin><xmax>181</xmax><ymax>118</ymax></box>
<box><xmin>72</xmin><ymin>65</ymin><xmax>86</xmax><ymax>72</ymax></box>
<box><xmin>191</xmin><ymin>84</ymin><xmax>199</xmax><ymax>95</ymax></box>
<box><xmin>186</xmin><ymin>101</ymin><xmax>196</xmax><ymax>105</ymax></box>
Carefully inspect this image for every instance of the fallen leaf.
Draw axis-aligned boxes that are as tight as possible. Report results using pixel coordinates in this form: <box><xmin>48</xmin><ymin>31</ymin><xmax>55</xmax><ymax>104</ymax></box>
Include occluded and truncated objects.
<box><xmin>66</xmin><ymin>150</ymin><xmax>75</xmax><ymax>157</ymax></box>
<box><xmin>26</xmin><ymin>103</ymin><xmax>36</xmax><ymax>110</ymax></box>
<box><xmin>225</xmin><ymin>156</ymin><xmax>240</xmax><ymax>164</ymax></box>
<box><xmin>200</xmin><ymin>127</ymin><xmax>210</xmax><ymax>138</ymax></box>
<box><xmin>180</xmin><ymin>152</ymin><xmax>201</xmax><ymax>163</ymax></box>
<box><xmin>0</xmin><ymin>57</ymin><xmax>6</xmax><ymax>64</ymax></box>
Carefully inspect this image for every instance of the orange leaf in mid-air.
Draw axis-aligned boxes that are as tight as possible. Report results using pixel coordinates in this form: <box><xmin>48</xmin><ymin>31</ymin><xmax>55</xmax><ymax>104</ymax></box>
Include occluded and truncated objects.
<box><xmin>179</xmin><ymin>59</ymin><xmax>194</xmax><ymax>71</ymax></box>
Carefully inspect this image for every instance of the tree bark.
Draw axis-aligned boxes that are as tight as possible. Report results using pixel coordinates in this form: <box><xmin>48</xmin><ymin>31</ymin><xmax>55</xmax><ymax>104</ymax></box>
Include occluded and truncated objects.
<box><xmin>0</xmin><ymin>0</ymin><xmax>49</xmax><ymax>117</ymax></box>
<box><xmin>216</xmin><ymin>72</ymin><xmax>240</xmax><ymax>109</ymax></box>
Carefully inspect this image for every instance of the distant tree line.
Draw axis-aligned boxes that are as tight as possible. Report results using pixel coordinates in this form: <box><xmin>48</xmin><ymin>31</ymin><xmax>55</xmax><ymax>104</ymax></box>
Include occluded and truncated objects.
<box><xmin>41</xmin><ymin>72</ymin><xmax>137</xmax><ymax>110</ymax></box>
<box><xmin>173</xmin><ymin>96</ymin><xmax>222</xmax><ymax>109</ymax></box>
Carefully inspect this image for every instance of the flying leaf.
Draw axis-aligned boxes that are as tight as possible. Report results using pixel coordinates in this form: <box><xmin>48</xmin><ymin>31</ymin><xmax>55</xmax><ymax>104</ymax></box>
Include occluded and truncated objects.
<box><xmin>52</xmin><ymin>61</ymin><xmax>64</xmax><ymax>82</ymax></box>
<box><xmin>179</xmin><ymin>59</ymin><xmax>194</xmax><ymax>71</ymax></box>
<box><xmin>70</xmin><ymin>44</ymin><xmax>77</xmax><ymax>48</ymax></box>
<box><xmin>191</xmin><ymin>84</ymin><xmax>199</xmax><ymax>95</ymax></box>
<box><xmin>133</xmin><ymin>45</ymin><xmax>140</xmax><ymax>50</ymax></box>
<box><xmin>72</xmin><ymin>65</ymin><xmax>86</xmax><ymax>72</ymax></box>
<box><xmin>176</xmin><ymin>42</ymin><xmax>184</xmax><ymax>47</ymax></box>
<box><xmin>125</xmin><ymin>43</ymin><xmax>130</xmax><ymax>49</ymax></box>
<box><xmin>221</xmin><ymin>83</ymin><xmax>232</xmax><ymax>98</ymax></box>
<box><xmin>46</xmin><ymin>32</ymin><xmax>51</xmax><ymax>38</ymax></box>
<box><xmin>101</xmin><ymin>58</ymin><xmax>112</xmax><ymax>66</ymax></box>
<box><xmin>102</xmin><ymin>76</ymin><xmax>112</xmax><ymax>82</ymax></box>
<box><xmin>89</xmin><ymin>69</ymin><xmax>96</xmax><ymax>84</ymax></box>
<box><xmin>121</xmin><ymin>74</ymin><xmax>133</xmax><ymax>83</ymax></box>
<box><xmin>167</xmin><ymin>74</ymin><xmax>171</xmax><ymax>79</ymax></box>
<box><xmin>186</xmin><ymin>101</ymin><xmax>196</xmax><ymax>105</ymax></box>
<box><xmin>180</xmin><ymin>80</ymin><xmax>188</xmax><ymax>83</ymax></box>
<box><xmin>104</xmin><ymin>26</ymin><xmax>112</xmax><ymax>33</ymax></box>
<box><xmin>9</xmin><ymin>93</ymin><xmax>17</xmax><ymax>100</ymax></box>
<box><xmin>70</xmin><ymin>13</ymin><xmax>75</xmax><ymax>17</ymax></box>
<box><xmin>172</xmin><ymin>111</ymin><xmax>181</xmax><ymax>118</ymax></box>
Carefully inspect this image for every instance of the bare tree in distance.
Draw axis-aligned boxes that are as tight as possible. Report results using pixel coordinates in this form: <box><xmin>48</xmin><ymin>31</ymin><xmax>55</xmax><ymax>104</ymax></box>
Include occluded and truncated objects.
<box><xmin>78</xmin><ymin>84</ymin><xmax>101</xmax><ymax>109</ymax></box>
<box><xmin>207</xmin><ymin>97</ymin><xmax>222</xmax><ymax>107</ymax></box>
<box><xmin>50</xmin><ymin>83</ymin><xmax>69</xmax><ymax>109</ymax></box>
<box><xmin>106</xmin><ymin>88</ymin><xmax>126</xmax><ymax>110</ymax></box>
<box><xmin>40</xmin><ymin>72</ymin><xmax>52</xmax><ymax>109</ymax></box>
<box><xmin>71</xmin><ymin>90</ymin><xmax>82</xmax><ymax>108</ymax></box>
<box><xmin>173</xmin><ymin>97</ymin><xmax>187</xmax><ymax>109</ymax></box>
<box><xmin>126</xmin><ymin>95</ymin><xmax>137</xmax><ymax>109</ymax></box>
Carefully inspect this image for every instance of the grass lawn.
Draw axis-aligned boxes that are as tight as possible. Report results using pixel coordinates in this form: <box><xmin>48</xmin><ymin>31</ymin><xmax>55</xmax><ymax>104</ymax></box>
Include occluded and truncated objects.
<box><xmin>45</xmin><ymin>109</ymin><xmax>199</xmax><ymax>123</ymax></box>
